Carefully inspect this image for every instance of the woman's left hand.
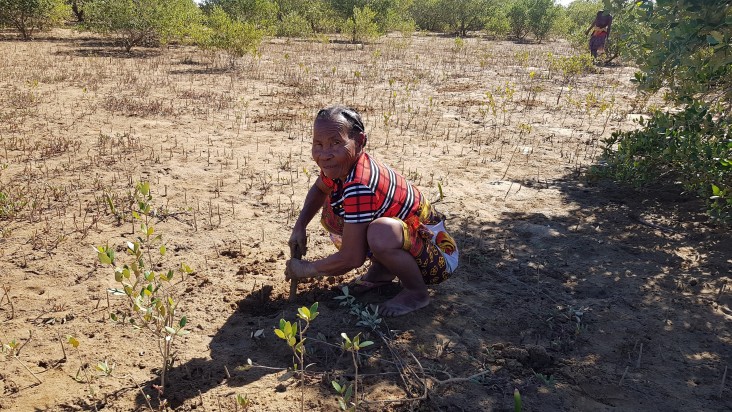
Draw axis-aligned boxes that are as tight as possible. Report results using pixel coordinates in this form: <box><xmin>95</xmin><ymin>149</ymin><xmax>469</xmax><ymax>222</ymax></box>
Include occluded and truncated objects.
<box><xmin>285</xmin><ymin>258</ymin><xmax>318</xmax><ymax>280</ymax></box>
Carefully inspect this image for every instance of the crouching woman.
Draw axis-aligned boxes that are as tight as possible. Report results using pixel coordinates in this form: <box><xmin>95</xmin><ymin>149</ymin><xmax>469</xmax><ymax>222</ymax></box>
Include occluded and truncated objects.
<box><xmin>285</xmin><ymin>105</ymin><xmax>458</xmax><ymax>317</ymax></box>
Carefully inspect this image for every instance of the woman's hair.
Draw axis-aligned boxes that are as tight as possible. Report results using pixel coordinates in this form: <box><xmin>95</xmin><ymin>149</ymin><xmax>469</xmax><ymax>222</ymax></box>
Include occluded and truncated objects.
<box><xmin>315</xmin><ymin>105</ymin><xmax>365</xmax><ymax>140</ymax></box>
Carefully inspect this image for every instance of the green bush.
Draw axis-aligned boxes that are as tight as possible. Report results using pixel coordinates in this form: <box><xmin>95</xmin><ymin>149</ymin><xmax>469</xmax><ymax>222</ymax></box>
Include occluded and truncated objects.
<box><xmin>594</xmin><ymin>1</ymin><xmax>731</xmax><ymax>224</ymax></box>
<box><xmin>410</xmin><ymin>0</ymin><xmax>447</xmax><ymax>32</ymax></box>
<box><xmin>484</xmin><ymin>6</ymin><xmax>510</xmax><ymax>38</ymax></box>
<box><xmin>276</xmin><ymin>0</ymin><xmax>339</xmax><ymax>34</ymax></box>
<box><xmin>276</xmin><ymin>11</ymin><xmax>313</xmax><ymax>37</ymax></box>
<box><xmin>202</xmin><ymin>0</ymin><xmax>278</xmax><ymax>33</ymax></box>
<box><xmin>83</xmin><ymin>0</ymin><xmax>202</xmax><ymax>52</ymax></box>
<box><xmin>342</xmin><ymin>5</ymin><xmax>380</xmax><ymax>43</ymax></box>
<box><xmin>595</xmin><ymin>103</ymin><xmax>732</xmax><ymax>224</ymax></box>
<box><xmin>0</xmin><ymin>0</ymin><xmax>70</xmax><ymax>39</ymax></box>
<box><xmin>507</xmin><ymin>0</ymin><xmax>530</xmax><ymax>40</ymax></box>
<box><xmin>526</xmin><ymin>0</ymin><xmax>559</xmax><ymax>42</ymax></box>
<box><xmin>195</xmin><ymin>6</ymin><xmax>263</xmax><ymax>59</ymax></box>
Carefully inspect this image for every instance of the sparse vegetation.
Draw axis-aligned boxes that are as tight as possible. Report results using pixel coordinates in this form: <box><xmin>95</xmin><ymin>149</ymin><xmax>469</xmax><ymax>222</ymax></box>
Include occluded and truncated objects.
<box><xmin>1</xmin><ymin>11</ymin><xmax>728</xmax><ymax>411</ymax></box>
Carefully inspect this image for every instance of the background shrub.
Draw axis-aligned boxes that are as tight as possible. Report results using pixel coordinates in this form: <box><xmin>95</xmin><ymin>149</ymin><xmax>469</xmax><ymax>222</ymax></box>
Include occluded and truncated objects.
<box><xmin>83</xmin><ymin>0</ymin><xmax>202</xmax><ymax>52</ymax></box>
<box><xmin>0</xmin><ymin>0</ymin><xmax>70</xmax><ymax>39</ymax></box>
<box><xmin>195</xmin><ymin>5</ymin><xmax>263</xmax><ymax>59</ymax></box>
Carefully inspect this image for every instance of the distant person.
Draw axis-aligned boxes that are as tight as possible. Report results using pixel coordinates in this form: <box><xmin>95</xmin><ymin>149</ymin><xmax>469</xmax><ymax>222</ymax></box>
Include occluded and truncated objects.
<box><xmin>285</xmin><ymin>105</ymin><xmax>459</xmax><ymax>317</ymax></box>
<box><xmin>586</xmin><ymin>10</ymin><xmax>613</xmax><ymax>59</ymax></box>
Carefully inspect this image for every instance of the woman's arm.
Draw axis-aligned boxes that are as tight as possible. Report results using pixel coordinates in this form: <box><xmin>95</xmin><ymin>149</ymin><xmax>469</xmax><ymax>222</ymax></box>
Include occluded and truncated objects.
<box><xmin>311</xmin><ymin>222</ymin><xmax>369</xmax><ymax>276</ymax></box>
<box><xmin>286</xmin><ymin>222</ymin><xmax>370</xmax><ymax>279</ymax></box>
<box><xmin>289</xmin><ymin>177</ymin><xmax>330</xmax><ymax>257</ymax></box>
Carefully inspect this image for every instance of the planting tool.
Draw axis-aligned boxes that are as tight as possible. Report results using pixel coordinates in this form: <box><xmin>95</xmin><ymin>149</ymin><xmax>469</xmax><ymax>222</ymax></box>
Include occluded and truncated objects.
<box><xmin>288</xmin><ymin>248</ymin><xmax>302</xmax><ymax>302</ymax></box>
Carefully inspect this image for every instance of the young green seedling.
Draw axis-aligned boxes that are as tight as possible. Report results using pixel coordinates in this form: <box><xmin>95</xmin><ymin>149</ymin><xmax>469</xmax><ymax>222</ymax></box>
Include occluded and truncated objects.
<box><xmin>96</xmin><ymin>182</ymin><xmax>192</xmax><ymax>394</ymax></box>
<box><xmin>338</xmin><ymin>333</ymin><xmax>373</xmax><ymax>411</ymax></box>
<box><xmin>235</xmin><ymin>393</ymin><xmax>252</xmax><ymax>411</ymax></box>
<box><xmin>332</xmin><ymin>379</ymin><xmax>354</xmax><ymax>412</ymax></box>
<box><xmin>274</xmin><ymin>302</ymin><xmax>319</xmax><ymax>412</ymax></box>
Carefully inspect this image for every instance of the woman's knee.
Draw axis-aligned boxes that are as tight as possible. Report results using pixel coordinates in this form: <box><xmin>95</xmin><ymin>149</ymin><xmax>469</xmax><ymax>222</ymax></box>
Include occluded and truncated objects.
<box><xmin>367</xmin><ymin>218</ymin><xmax>404</xmax><ymax>254</ymax></box>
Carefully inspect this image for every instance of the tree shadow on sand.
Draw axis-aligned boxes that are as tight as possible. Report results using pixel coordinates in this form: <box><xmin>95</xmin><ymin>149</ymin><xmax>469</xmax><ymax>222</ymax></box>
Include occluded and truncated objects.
<box><xmin>425</xmin><ymin>176</ymin><xmax>731</xmax><ymax>410</ymax></box>
<box><xmin>134</xmin><ymin>280</ymin><xmax>357</xmax><ymax>409</ymax></box>
<box><xmin>135</xmin><ymin>175</ymin><xmax>731</xmax><ymax>411</ymax></box>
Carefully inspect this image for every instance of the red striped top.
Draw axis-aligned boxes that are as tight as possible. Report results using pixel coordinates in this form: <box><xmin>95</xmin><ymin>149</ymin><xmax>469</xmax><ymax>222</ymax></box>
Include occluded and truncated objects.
<box><xmin>321</xmin><ymin>153</ymin><xmax>422</xmax><ymax>224</ymax></box>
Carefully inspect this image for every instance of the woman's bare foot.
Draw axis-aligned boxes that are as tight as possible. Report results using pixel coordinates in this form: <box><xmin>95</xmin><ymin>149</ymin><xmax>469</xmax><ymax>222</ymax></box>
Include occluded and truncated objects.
<box><xmin>349</xmin><ymin>261</ymin><xmax>395</xmax><ymax>294</ymax></box>
<box><xmin>378</xmin><ymin>289</ymin><xmax>430</xmax><ymax>317</ymax></box>
<box><xmin>362</xmin><ymin>261</ymin><xmax>395</xmax><ymax>283</ymax></box>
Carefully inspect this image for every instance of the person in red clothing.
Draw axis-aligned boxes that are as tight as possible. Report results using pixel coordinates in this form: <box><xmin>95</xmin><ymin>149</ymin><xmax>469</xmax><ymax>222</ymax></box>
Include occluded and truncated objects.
<box><xmin>285</xmin><ymin>105</ymin><xmax>458</xmax><ymax>317</ymax></box>
<box><xmin>586</xmin><ymin>10</ymin><xmax>613</xmax><ymax>58</ymax></box>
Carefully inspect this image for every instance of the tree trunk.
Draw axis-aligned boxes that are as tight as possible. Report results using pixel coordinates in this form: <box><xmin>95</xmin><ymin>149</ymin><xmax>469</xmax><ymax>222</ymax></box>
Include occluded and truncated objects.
<box><xmin>72</xmin><ymin>2</ymin><xmax>84</xmax><ymax>22</ymax></box>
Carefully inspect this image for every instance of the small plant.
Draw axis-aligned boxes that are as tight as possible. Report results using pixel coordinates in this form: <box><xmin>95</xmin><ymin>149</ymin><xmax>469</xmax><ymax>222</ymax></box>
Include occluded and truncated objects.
<box><xmin>96</xmin><ymin>182</ymin><xmax>192</xmax><ymax>394</ymax></box>
<box><xmin>514</xmin><ymin>388</ymin><xmax>522</xmax><ymax>412</ymax></box>
<box><xmin>452</xmin><ymin>37</ymin><xmax>465</xmax><ymax>52</ymax></box>
<box><xmin>66</xmin><ymin>335</ymin><xmax>89</xmax><ymax>384</ymax></box>
<box><xmin>235</xmin><ymin>393</ymin><xmax>251</xmax><ymax>411</ymax></box>
<box><xmin>332</xmin><ymin>379</ymin><xmax>354</xmax><ymax>411</ymax></box>
<box><xmin>534</xmin><ymin>371</ymin><xmax>555</xmax><ymax>387</ymax></box>
<box><xmin>336</xmin><ymin>333</ymin><xmax>373</xmax><ymax>411</ymax></box>
<box><xmin>274</xmin><ymin>302</ymin><xmax>319</xmax><ymax>412</ymax></box>
<box><xmin>334</xmin><ymin>286</ymin><xmax>383</xmax><ymax>330</ymax></box>
<box><xmin>2</xmin><ymin>333</ymin><xmax>41</xmax><ymax>384</ymax></box>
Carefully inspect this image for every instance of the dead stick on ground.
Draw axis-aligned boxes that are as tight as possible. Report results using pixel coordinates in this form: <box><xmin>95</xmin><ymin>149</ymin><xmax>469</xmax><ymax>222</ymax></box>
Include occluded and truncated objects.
<box><xmin>721</xmin><ymin>365</ymin><xmax>728</xmax><ymax>399</ymax></box>
<box><xmin>1</xmin><ymin>285</ymin><xmax>14</xmax><ymax>319</ymax></box>
<box><xmin>619</xmin><ymin>366</ymin><xmax>629</xmax><ymax>386</ymax></box>
<box><xmin>14</xmin><ymin>357</ymin><xmax>42</xmax><ymax>384</ymax></box>
<box><xmin>636</xmin><ymin>343</ymin><xmax>643</xmax><ymax>368</ymax></box>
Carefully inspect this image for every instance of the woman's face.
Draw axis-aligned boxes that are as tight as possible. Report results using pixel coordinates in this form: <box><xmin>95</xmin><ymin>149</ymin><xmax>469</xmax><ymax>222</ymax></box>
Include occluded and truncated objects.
<box><xmin>312</xmin><ymin>118</ymin><xmax>363</xmax><ymax>180</ymax></box>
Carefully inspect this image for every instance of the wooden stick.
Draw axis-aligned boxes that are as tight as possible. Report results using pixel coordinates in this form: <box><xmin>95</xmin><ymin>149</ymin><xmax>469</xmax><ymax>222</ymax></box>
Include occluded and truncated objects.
<box><xmin>619</xmin><ymin>365</ymin><xmax>629</xmax><ymax>386</ymax></box>
<box><xmin>289</xmin><ymin>249</ymin><xmax>302</xmax><ymax>302</ymax></box>
<box><xmin>636</xmin><ymin>343</ymin><xmax>643</xmax><ymax>368</ymax></box>
<box><xmin>720</xmin><ymin>365</ymin><xmax>728</xmax><ymax>399</ymax></box>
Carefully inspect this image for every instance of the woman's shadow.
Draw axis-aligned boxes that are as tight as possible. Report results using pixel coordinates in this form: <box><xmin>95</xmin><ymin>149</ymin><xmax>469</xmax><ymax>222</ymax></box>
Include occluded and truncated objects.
<box><xmin>136</xmin><ymin>284</ymin><xmax>289</xmax><ymax>408</ymax></box>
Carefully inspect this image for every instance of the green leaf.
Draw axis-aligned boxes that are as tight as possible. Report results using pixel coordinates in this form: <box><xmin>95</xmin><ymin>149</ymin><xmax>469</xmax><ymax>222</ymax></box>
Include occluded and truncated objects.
<box><xmin>274</xmin><ymin>329</ymin><xmax>286</xmax><ymax>339</ymax></box>
<box><xmin>164</xmin><ymin>326</ymin><xmax>176</xmax><ymax>335</ymax></box>
<box><xmin>179</xmin><ymin>316</ymin><xmax>188</xmax><ymax>328</ymax></box>
<box><xmin>67</xmin><ymin>336</ymin><xmax>80</xmax><ymax>348</ymax></box>
<box><xmin>360</xmin><ymin>340</ymin><xmax>374</xmax><ymax>348</ymax></box>
<box><xmin>344</xmin><ymin>384</ymin><xmax>352</xmax><ymax>401</ymax></box>
<box><xmin>712</xmin><ymin>184</ymin><xmax>721</xmax><ymax>196</ymax></box>
<box><xmin>138</xmin><ymin>182</ymin><xmax>150</xmax><ymax>196</ymax></box>
<box><xmin>97</xmin><ymin>250</ymin><xmax>112</xmax><ymax>265</ymax></box>
<box><xmin>159</xmin><ymin>245</ymin><xmax>166</xmax><ymax>256</ymax></box>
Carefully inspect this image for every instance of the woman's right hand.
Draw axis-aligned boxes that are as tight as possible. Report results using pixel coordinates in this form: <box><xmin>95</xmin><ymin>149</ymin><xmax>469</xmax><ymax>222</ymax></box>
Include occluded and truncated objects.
<box><xmin>288</xmin><ymin>227</ymin><xmax>307</xmax><ymax>258</ymax></box>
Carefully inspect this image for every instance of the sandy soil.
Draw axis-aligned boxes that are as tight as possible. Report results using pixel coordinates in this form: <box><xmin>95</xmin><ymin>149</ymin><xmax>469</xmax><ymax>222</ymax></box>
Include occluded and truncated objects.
<box><xmin>0</xmin><ymin>29</ymin><xmax>730</xmax><ymax>412</ymax></box>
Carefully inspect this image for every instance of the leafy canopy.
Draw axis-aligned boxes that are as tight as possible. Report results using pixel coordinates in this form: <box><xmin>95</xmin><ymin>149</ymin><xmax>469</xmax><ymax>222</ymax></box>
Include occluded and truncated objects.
<box><xmin>0</xmin><ymin>0</ymin><xmax>70</xmax><ymax>39</ymax></box>
<box><xmin>83</xmin><ymin>0</ymin><xmax>202</xmax><ymax>52</ymax></box>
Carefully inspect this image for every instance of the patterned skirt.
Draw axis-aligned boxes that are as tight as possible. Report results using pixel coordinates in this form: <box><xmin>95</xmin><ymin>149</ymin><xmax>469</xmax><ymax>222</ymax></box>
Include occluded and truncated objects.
<box><xmin>321</xmin><ymin>197</ymin><xmax>459</xmax><ymax>285</ymax></box>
